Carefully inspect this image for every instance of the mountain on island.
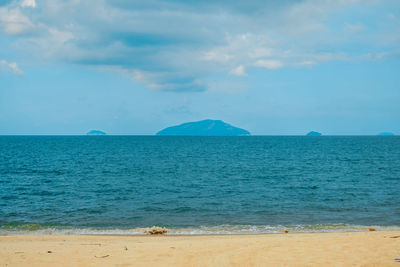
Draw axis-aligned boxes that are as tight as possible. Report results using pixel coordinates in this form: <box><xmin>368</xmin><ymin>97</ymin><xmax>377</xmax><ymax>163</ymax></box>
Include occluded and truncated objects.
<box><xmin>156</xmin><ymin>119</ymin><xmax>250</xmax><ymax>136</ymax></box>
<box><xmin>306</xmin><ymin>131</ymin><xmax>322</xmax><ymax>136</ymax></box>
<box><xmin>87</xmin><ymin>130</ymin><xmax>106</xmax><ymax>135</ymax></box>
<box><xmin>377</xmin><ymin>132</ymin><xmax>395</xmax><ymax>136</ymax></box>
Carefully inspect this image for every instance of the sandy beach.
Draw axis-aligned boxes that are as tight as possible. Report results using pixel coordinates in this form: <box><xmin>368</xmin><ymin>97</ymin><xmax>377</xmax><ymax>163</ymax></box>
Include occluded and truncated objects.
<box><xmin>1</xmin><ymin>231</ymin><xmax>399</xmax><ymax>266</ymax></box>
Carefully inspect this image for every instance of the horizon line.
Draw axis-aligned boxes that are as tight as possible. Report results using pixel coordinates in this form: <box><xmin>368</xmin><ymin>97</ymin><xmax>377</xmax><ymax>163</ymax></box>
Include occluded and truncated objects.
<box><xmin>0</xmin><ymin>134</ymin><xmax>397</xmax><ymax>137</ymax></box>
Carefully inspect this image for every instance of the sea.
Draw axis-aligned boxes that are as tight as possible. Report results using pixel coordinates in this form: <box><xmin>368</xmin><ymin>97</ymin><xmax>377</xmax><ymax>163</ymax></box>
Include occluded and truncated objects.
<box><xmin>1</xmin><ymin>136</ymin><xmax>399</xmax><ymax>235</ymax></box>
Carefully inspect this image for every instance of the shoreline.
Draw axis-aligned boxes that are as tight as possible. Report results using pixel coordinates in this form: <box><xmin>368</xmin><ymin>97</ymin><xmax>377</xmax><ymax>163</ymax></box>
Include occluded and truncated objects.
<box><xmin>0</xmin><ymin>228</ymin><xmax>391</xmax><ymax>237</ymax></box>
<box><xmin>2</xmin><ymin>230</ymin><xmax>399</xmax><ymax>266</ymax></box>
<box><xmin>2</xmin><ymin>224</ymin><xmax>398</xmax><ymax>236</ymax></box>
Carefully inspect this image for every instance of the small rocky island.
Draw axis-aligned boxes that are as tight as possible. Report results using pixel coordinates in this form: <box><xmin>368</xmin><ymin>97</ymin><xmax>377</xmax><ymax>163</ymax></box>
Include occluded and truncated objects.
<box><xmin>377</xmin><ymin>132</ymin><xmax>395</xmax><ymax>136</ymax></box>
<box><xmin>306</xmin><ymin>131</ymin><xmax>322</xmax><ymax>136</ymax></box>
<box><xmin>156</xmin><ymin>119</ymin><xmax>250</xmax><ymax>136</ymax></box>
<box><xmin>86</xmin><ymin>130</ymin><xmax>106</xmax><ymax>136</ymax></box>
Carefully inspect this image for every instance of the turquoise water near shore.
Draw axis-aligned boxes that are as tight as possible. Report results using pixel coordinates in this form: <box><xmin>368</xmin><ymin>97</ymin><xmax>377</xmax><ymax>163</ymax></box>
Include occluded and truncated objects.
<box><xmin>1</xmin><ymin>136</ymin><xmax>399</xmax><ymax>235</ymax></box>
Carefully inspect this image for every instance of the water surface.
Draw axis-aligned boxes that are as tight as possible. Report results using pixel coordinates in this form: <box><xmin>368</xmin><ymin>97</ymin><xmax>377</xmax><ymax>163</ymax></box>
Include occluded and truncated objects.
<box><xmin>1</xmin><ymin>136</ymin><xmax>399</xmax><ymax>234</ymax></box>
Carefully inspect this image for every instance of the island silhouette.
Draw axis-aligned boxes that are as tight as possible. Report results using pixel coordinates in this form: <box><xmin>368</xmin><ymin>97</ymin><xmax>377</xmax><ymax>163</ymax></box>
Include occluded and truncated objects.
<box><xmin>377</xmin><ymin>132</ymin><xmax>395</xmax><ymax>136</ymax></box>
<box><xmin>87</xmin><ymin>130</ymin><xmax>106</xmax><ymax>135</ymax></box>
<box><xmin>306</xmin><ymin>131</ymin><xmax>322</xmax><ymax>136</ymax></box>
<box><xmin>156</xmin><ymin>119</ymin><xmax>250</xmax><ymax>136</ymax></box>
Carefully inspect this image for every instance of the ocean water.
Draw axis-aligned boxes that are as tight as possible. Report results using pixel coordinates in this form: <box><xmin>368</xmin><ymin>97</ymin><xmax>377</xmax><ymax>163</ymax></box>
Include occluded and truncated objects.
<box><xmin>0</xmin><ymin>136</ymin><xmax>399</xmax><ymax>235</ymax></box>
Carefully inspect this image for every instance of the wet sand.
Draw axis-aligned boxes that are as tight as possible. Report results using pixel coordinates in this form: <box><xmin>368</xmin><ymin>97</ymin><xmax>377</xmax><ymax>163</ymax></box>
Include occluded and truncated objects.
<box><xmin>1</xmin><ymin>231</ymin><xmax>400</xmax><ymax>266</ymax></box>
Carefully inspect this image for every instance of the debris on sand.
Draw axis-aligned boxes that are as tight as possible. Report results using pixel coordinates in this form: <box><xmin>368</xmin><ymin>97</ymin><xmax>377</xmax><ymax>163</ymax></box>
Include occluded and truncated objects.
<box><xmin>362</xmin><ymin>227</ymin><xmax>376</xmax><ymax>232</ymax></box>
<box><xmin>145</xmin><ymin>226</ymin><xmax>169</xmax><ymax>235</ymax></box>
<box><xmin>95</xmin><ymin>255</ymin><xmax>109</xmax><ymax>258</ymax></box>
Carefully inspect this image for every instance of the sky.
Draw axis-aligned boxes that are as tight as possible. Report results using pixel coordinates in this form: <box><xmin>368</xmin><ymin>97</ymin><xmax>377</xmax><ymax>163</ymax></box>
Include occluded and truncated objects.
<box><xmin>0</xmin><ymin>0</ymin><xmax>399</xmax><ymax>135</ymax></box>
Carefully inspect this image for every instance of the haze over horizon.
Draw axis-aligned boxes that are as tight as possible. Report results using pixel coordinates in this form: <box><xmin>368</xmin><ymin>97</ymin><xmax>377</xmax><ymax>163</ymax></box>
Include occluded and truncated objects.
<box><xmin>1</xmin><ymin>0</ymin><xmax>400</xmax><ymax>135</ymax></box>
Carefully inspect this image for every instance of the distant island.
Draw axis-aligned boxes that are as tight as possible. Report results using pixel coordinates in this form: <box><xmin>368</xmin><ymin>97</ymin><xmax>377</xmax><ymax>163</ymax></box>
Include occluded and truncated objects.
<box><xmin>306</xmin><ymin>131</ymin><xmax>322</xmax><ymax>136</ymax></box>
<box><xmin>156</xmin><ymin>119</ymin><xmax>250</xmax><ymax>136</ymax></box>
<box><xmin>377</xmin><ymin>132</ymin><xmax>395</xmax><ymax>136</ymax></box>
<box><xmin>87</xmin><ymin>130</ymin><xmax>106</xmax><ymax>135</ymax></box>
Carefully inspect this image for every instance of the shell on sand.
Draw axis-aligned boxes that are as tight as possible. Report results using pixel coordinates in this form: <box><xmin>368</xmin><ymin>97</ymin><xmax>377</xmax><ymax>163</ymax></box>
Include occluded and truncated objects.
<box><xmin>278</xmin><ymin>230</ymin><xmax>289</xmax><ymax>233</ymax></box>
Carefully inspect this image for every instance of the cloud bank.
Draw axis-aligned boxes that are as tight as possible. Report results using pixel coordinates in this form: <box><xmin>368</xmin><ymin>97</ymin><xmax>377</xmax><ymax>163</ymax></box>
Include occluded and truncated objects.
<box><xmin>1</xmin><ymin>0</ymin><xmax>399</xmax><ymax>91</ymax></box>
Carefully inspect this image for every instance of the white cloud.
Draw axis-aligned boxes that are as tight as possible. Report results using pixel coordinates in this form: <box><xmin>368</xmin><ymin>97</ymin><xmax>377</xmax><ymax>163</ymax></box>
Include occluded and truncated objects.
<box><xmin>48</xmin><ymin>28</ymin><xmax>74</xmax><ymax>43</ymax></box>
<box><xmin>362</xmin><ymin>51</ymin><xmax>400</xmax><ymax>61</ymax></box>
<box><xmin>0</xmin><ymin>7</ymin><xmax>34</xmax><ymax>35</ymax></box>
<box><xmin>133</xmin><ymin>70</ymin><xmax>145</xmax><ymax>82</ymax></box>
<box><xmin>106</xmin><ymin>68</ymin><xmax>206</xmax><ymax>92</ymax></box>
<box><xmin>230</xmin><ymin>65</ymin><xmax>247</xmax><ymax>76</ymax></box>
<box><xmin>0</xmin><ymin>59</ymin><xmax>24</xmax><ymax>75</ymax></box>
<box><xmin>254</xmin><ymin>60</ymin><xmax>283</xmax><ymax>70</ymax></box>
<box><xmin>295</xmin><ymin>61</ymin><xmax>317</xmax><ymax>67</ymax></box>
<box><xmin>203</xmin><ymin>51</ymin><xmax>233</xmax><ymax>63</ymax></box>
<box><xmin>21</xmin><ymin>0</ymin><xmax>36</xmax><ymax>8</ymax></box>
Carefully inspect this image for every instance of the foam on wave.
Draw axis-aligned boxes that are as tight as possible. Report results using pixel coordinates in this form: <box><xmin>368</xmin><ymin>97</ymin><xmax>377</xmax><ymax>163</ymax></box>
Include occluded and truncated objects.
<box><xmin>1</xmin><ymin>224</ymin><xmax>399</xmax><ymax>236</ymax></box>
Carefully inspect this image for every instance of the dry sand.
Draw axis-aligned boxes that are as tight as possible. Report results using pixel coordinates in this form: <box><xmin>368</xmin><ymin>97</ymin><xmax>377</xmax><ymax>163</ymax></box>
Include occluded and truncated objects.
<box><xmin>1</xmin><ymin>231</ymin><xmax>400</xmax><ymax>266</ymax></box>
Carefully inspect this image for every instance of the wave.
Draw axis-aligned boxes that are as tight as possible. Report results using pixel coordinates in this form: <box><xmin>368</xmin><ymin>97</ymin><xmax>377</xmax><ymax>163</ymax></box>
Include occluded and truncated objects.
<box><xmin>1</xmin><ymin>223</ymin><xmax>399</xmax><ymax>236</ymax></box>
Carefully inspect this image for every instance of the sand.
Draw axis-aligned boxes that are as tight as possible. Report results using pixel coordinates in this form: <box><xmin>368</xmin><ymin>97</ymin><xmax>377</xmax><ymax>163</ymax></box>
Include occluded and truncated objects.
<box><xmin>1</xmin><ymin>231</ymin><xmax>400</xmax><ymax>266</ymax></box>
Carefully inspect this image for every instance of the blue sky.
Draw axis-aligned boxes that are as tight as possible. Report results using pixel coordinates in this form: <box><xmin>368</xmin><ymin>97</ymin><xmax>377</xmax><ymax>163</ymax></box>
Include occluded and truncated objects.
<box><xmin>1</xmin><ymin>0</ymin><xmax>399</xmax><ymax>135</ymax></box>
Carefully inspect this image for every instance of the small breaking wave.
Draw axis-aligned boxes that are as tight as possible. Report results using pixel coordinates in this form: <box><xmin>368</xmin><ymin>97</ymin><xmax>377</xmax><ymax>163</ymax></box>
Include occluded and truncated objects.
<box><xmin>1</xmin><ymin>223</ymin><xmax>399</xmax><ymax>236</ymax></box>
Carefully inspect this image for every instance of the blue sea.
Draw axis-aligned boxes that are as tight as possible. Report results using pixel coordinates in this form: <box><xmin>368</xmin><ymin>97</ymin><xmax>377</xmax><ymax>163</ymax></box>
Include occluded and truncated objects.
<box><xmin>1</xmin><ymin>136</ymin><xmax>399</xmax><ymax>235</ymax></box>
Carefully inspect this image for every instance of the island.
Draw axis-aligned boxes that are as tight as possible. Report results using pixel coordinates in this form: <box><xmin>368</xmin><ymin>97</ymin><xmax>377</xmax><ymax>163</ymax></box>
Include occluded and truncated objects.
<box><xmin>156</xmin><ymin>119</ymin><xmax>250</xmax><ymax>136</ymax></box>
<box><xmin>86</xmin><ymin>130</ymin><xmax>106</xmax><ymax>136</ymax></box>
<box><xmin>306</xmin><ymin>131</ymin><xmax>322</xmax><ymax>136</ymax></box>
<box><xmin>377</xmin><ymin>132</ymin><xmax>395</xmax><ymax>136</ymax></box>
